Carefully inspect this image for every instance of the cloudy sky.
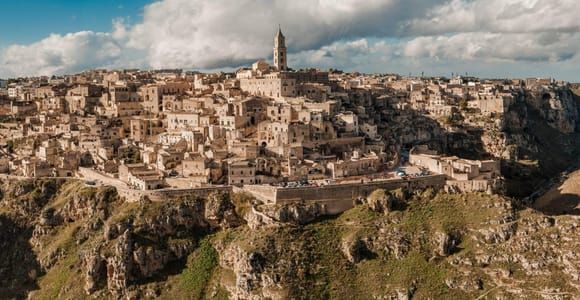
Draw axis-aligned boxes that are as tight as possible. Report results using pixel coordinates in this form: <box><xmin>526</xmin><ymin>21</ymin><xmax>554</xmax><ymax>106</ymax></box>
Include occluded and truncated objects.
<box><xmin>1</xmin><ymin>0</ymin><xmax>579</xmax><ymax>81</ymax></box>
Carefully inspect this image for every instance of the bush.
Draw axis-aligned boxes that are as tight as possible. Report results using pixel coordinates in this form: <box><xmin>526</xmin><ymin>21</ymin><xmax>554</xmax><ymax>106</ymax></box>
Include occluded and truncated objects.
<box><xmin>231</xmin><ymin>192</ymin><xmax>254</xmax><ymax>218</ymax></box>
<box><xmin>179</xmin><ymin>239</ymin><xmax>218</xmax><ymax>298</ymax></box>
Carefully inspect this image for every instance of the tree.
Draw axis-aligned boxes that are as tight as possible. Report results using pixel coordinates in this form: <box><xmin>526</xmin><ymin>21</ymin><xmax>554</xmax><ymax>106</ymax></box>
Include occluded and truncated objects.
<box><xmin>6</xmin><ymin>140</ymin><xmax>14</xmax><ymax>153</ymax></box>
<box><xmin>119</xmin><ymin>147</ymin><xmax>141</xmax><ymax>164</ymax></box>
<box><xmin>459</xmin><ymin>99</ymin><xmax>468</xmax><ymax>111</ymax></box>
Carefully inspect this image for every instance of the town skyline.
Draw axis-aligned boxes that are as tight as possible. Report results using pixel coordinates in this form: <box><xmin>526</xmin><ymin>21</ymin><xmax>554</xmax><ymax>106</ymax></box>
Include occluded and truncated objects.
<box><xmin>1</xmin><ymin>0</ymin><xmax>580</xmax><ymax>81</ymax></box>
<box><xmin>1</xmin><ymin>3</ymin><xmax>580</xmax><ymax>298</ymax></box>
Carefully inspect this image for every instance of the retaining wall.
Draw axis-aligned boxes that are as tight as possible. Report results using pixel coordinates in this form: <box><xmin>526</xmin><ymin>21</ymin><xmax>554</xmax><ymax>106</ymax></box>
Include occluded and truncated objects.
<box><xmin>243</xmin><ymin>175</ymin><xmax>446</xmax><ymax>214</ymax></box>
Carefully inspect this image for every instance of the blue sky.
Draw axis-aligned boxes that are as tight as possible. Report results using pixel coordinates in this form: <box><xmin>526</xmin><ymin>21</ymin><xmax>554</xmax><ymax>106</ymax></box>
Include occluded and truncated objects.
<box><xmin>0</xmin><ymin>0</ymin><xmax>150</xmax><ymax>45</ymax></box>
<box><xmin>0</xmin><ymin>0</ymin><xmax>579</xmax><ymax>81</ymax></box>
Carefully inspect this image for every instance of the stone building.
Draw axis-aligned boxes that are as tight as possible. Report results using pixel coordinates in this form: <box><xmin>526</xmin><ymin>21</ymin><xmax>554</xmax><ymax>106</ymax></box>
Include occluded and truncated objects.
<box><xmin>327</xmin><ymin>151</ymin><xmax>381</xmax><ymax>179</ymax></box>
<box><xmin>240</xmin><ymin>73</ymin><xmax>296</xmax><ymax>98</ymax></box>
<box><xmin>130</xmin><ymin>118</ymin><xmax>165</xmax><ymax>142</ymax></box>
<box><xmin>468</xmin><ymin>93</ymin><xmax>514</xmax><ymax>114</ymax></box>
<box><xmin>140</xmin><ymin>82</ymin><xmax>189</xmax><ymax>114</ymax></box>
<box><xmin>166</xmin><ymin>112</ymin><xmax>200</xmax><ymax>130</ymax></box>
<box><xmin>409</xmin><ymin>145</ymin><xmax>501</xmax><ymax>193</ymax></box>
<box><xmin>228</xmin><ymin>160</ymin><xmax>256</xmax><ymax>186</ymax></box>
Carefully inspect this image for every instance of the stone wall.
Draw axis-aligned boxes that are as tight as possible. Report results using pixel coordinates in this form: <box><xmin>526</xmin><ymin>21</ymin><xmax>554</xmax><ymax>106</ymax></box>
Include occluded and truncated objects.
<box><xmin>143</xmin><ymin>186</ymin><xmax>232</xmax><ymax>202</ymax></box>
<box><xmin>241</xmin><ymin>185</ymin><xmax>278</xmax><ymax>203</ymax></box>
<box><xmin>116</xmin><ymin>185</ymin><xmax>232</xmax><ymax>202</ymax></box>
<box><xmin>243</xmin><ymin>175</ymin><xmax>446</xmax><ymax>214</ymax></box>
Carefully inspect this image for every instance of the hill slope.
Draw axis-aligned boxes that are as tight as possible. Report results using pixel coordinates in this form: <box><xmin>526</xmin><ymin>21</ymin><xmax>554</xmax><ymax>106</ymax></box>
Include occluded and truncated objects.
<box><xmin>0</xmin><ymin>179</ymin><xmax>578</xmax><ymax>299</ymax></box>
<box><xmin>535</xmin><ymin>169</ymin><xmax>580</xmax><ymax>216</ymax></box>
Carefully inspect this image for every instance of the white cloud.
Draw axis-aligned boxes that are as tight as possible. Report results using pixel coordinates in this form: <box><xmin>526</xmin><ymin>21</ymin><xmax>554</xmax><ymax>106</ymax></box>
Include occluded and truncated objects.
<box><xmin>290</xmin><ymin>39</ymin><xmax>395</xmax><ymax>71</ymax></box>
<box><xmin>405</xmin><ymin>0</ymin><xmax>580</xmax><ymax>35</ymax></box>
<box><xmin>125</xmin><ymin>0</ymin><xmax>440</xmax><ymax>69</ymax></box>
<box><xmin>0</xmin><ymin>31</ymin><xmax>123</xmax><ymax>77</ymax></box>
<box><xmin>1</xmin><ymin>0</ymin><xmax>580</xmax><ymax>80</ymax></box>
<box><xmin>402</xmin><ymin>32</ymin><xmax>580</xmax><ymax>62</ymax></box>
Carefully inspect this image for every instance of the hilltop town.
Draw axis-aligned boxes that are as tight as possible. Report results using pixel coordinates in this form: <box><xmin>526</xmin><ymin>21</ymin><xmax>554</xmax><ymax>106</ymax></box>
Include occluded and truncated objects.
<box><xmin>1</xmin><ymin>28</ymin><xmax>580</xmax><ymax>300</ymax></box>
<box><xmin>0</xmin><ymin>28</ymin><xmax>577</xmax><ymax>210</ymax></box>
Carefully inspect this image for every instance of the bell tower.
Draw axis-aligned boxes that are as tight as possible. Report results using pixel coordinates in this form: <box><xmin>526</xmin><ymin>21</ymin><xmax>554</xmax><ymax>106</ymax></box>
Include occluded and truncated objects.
<box><xmin>273</xmin><ymin>25</ymin><xmax>287</xmax><ymax>71</ymax></box>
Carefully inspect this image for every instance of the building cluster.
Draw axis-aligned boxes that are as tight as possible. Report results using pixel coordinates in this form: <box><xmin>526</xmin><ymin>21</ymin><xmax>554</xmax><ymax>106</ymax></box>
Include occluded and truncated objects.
<box><xmin>409</xmin><ymin>145</ymin><xmax>502</xmax><ymax>193</ymax></box>
<box><xmin>0</xmin><ymin>28</ymin><xmax>567</xmax><ymax>194</ymax></box>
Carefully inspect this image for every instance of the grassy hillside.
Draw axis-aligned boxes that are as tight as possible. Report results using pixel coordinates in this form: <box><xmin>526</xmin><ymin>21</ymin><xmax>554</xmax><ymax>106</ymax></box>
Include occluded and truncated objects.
<box><xmin>1</xmin><ymin>180</ymin><xmax>578</xmax><ymax>299</ymax></box>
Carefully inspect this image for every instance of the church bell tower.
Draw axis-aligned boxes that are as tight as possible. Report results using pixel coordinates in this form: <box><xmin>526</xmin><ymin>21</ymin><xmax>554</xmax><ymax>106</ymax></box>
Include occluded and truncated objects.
<box><xmin>274</xmin><ymin>25</ymin><xmax>287</xmax><ymax>71</ymax></box>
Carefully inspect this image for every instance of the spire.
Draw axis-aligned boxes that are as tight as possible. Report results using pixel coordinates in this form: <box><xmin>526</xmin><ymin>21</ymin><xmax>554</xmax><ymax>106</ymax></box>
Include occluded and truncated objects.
<box><xmin>275</xmin><ymin>25</ymin><xmax>285</xmax><ymax>49</ymax></box>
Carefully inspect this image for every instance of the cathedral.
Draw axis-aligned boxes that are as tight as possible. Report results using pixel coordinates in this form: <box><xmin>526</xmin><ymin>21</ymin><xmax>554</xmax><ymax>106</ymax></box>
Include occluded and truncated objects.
<box><xmin>237</xmin><ymin>27</ymin><xmax>329</xmax><ymax>99</ymax></box>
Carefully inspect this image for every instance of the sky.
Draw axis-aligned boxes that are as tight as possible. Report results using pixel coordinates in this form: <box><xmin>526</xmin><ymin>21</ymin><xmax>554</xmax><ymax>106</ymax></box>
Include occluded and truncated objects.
<box><xmin>0</xmin><ymin>0</ymin><xmax>579</xmax><ymax>81</ymax></box>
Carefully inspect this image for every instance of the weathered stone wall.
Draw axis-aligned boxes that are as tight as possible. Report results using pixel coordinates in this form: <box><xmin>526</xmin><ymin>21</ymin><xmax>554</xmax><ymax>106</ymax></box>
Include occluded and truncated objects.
<box><xmin>243</xmin><ymin>175</ymin><xmax>446</xmax><ymax>214</ymax></box>
<box><xmin>144</xmin><ymin>186</ymin><xmax>233</xmax><ymax>202</ymax></box>
<box><xmin>241</xmin><ymin>185</ymin><xmax>278</xmax><ymax>203</ymax></box>
<box><xmin>116</xmin><ymin>186</ymin><xmax>232</xmax><ymax>202</ymax></box>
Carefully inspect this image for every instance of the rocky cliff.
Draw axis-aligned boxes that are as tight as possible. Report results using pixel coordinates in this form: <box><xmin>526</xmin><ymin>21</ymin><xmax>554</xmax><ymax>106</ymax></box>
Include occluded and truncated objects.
<box><xmin>498</xmin><ymin>87</ymin><xmax>580</xmax><ymax>197</ymax></box>
<box><xmin>0</xmin><ymin>179</ymin><xmax>578</xmax><ymax>299</ymax></box>
<box><xmin>376</xmin><ymin>86</ymin><xmax>580</xmax><ymax>198</ymax></box>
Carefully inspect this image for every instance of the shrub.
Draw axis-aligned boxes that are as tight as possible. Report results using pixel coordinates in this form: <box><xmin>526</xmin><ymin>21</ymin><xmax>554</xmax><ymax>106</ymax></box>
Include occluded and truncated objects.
<box><xmin>179</xmin><ymin>239</ymin><xmax>218</xmax><ymax>298</ymax></box>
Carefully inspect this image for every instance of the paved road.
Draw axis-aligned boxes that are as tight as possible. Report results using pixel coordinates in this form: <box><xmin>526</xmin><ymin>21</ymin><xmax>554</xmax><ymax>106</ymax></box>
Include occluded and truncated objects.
<box><xmin>78</xmin><ymin>167</ymin><xmax>129</xmax><ymax>189</ymax></box>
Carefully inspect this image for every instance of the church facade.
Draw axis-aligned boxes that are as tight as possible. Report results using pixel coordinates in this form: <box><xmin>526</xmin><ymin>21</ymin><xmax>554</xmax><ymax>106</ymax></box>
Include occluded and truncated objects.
<box><xmin>239</xmin><ymin>27</ymin><xmax>329</xmax><ymax>99</ymax></box>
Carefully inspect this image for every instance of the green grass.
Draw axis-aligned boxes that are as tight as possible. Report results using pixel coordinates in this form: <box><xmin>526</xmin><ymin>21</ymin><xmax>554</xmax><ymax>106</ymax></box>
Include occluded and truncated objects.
<box><xmin>300</xmin><ymin>217</ymin><xmax>468</xmax><ymax>299</ymax></box>
<box><xmin>213</xmin><ymin>285</ymin><xmax>230</xmax><ymax>300</ymax></box>
<box><xmin>231</xmin><ymin>192</ymin><xmax>253</xmax><ymax>218</ymax></box>
<box><xmin>33</xmin><ymin>222</ymin><xmax>85</xmax><ymax>300</ymax></box>
<box><xmin>106</xmin><ymin>201</ymin><xmax>140</xmax><ymax>224</ymax></box>
<box><xmin>48</xmin><ymin>181</ymin><xmax>84</xmax><ymax>210</ymax></box>
<box><xmin>306</xmin><ymin>222</ymin><xmax>356</xmax><ymax>298</ymax></box>
<box><xmin>178</xmin><ymin>239</ymin><xmax>219</xmax><ymax>299</ymax></box>
<box><xmin>355</xmin><ymin>251</ymin><xmax>456</xmax><ymax>299</ymax></box>
<box><xmin>338</xmin><ymin>205</ymin><xmax>381</xmax><ymax>224</ymax></box>
<box><xmin>33</xmin><ymin>254</ymin><xmax>81</xmax><ymax>300</ymax></box>
<box><xmin>43</xmin><ymin>222</ymin><xmax>81</xmax><ymax>253</ymax></box>
<box><xmin>281</xmin><ymin>192</ymin><xmax>511</xmax><ymax>299</ymax></box>
<box><xmin>401</xmin><ymin>195</ymin><xmax>465</xmax><ymax>234</ymax></box>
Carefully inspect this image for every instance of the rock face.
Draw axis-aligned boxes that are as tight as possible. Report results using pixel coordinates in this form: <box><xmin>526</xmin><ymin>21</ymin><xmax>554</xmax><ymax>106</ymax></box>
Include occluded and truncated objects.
<box><xmin>246</xmin><ymin>202</ymin><xmax>327</xmax><ymax>229</ymax></box>
<box><xmin>106</xmin><ymin>230</ymin><xmax>133</xmax><ymax>295</ymax></box>
<box><xmin>214</xmin><ymin>192</ymin><xmax>580</xmax><ymax>299</ymax></box>
<box><xmin>1</xmin><ymin>179</ymin><xmax>580</xmax><ymax>299</ymax></box>
<box><xmin>0</xmin><ymin>179</ymin><xmax>244</xmax><ymax>298</ymax></box>
<box><xmin>433</xmin><ymin>231</ymin><xmax>458</xmax><ymax>257</ymax></box>
<box><xmin>526</xmin><ymin>88</ymin><xmax>579</xmax><ymax>134</ymax></box>
<box><xmin>218</xmin><ymin>245</ymin><xmax>268</xmax><ymax>300</ymax></box>
<box><xmin>81</xmin><ymin>248</ymin><xmax>105</xmax><ymax>294</ymax></box>
<box><xmin>360</xmin><ymin>189</ymin><xmax>395</xmax><ymax>214</ymax></box>
<box><xmin>341</xmin><ymin>234</ymin><xmax>373</xmax><ymax>264</ymax></box>
<box><xmin>84</xmin><ymin>191</ymin><xmax>241</xmax><ymax>297</ymax></box>
<box><xmin>205</xmin><ymin>192</ymin><xmax>244</xmax><ymax>228</ymax></box>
